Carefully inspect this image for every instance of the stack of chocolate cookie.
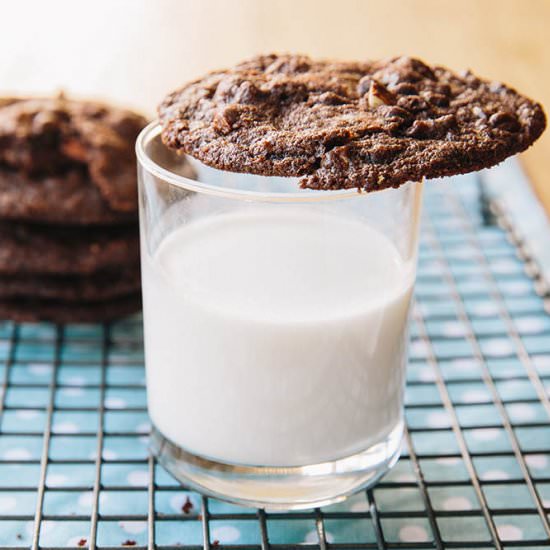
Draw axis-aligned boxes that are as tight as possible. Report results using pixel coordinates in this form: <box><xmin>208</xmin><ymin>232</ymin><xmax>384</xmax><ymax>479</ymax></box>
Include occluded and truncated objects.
<box><xmin>0</xmin><ymin>96</ymin><xmax>147</xmax><ymax>323</ymax></box>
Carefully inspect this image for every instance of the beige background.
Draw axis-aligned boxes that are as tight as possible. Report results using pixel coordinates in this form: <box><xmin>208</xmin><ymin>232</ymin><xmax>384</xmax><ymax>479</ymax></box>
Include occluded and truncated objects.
<box><xmin>1</xmin><ymin>0</ymin><xmax>549</xmax><ymax>208</ymax></box>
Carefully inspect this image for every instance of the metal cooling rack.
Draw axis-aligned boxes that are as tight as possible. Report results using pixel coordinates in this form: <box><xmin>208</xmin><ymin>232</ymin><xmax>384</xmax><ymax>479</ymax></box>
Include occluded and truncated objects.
<box><xmin>0</xmin><ymin>172</ymin><xmax>550</xmax><ymax>549</ymax></box>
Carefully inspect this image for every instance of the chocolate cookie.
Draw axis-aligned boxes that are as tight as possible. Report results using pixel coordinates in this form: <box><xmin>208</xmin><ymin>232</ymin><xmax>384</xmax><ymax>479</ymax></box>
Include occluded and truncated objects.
<box><xmin>0</xmin><ymin>222</ymin><xmax>139</xmax><ymax>275</ymax></box>
<box><xmin>0</xmin><ymin>293</ymin><xmax>141</xmax><ymax>323</ymax></box>
<box><xmin>158</xmin><ymin>54</ymin><xmax>546</xmax><ymax>191</ymax></box>
<box><xmin>0</xmin><ymin>265</ymin><xmax>140</xmax><ymax>302</ymax></box>
<box><xmin>0</xmin><ymin>96</ymin><xmax>147</xmax><ymax>214</ymax></box>
<box><xmin>0</xmin><ymin>168</ymin><xmax>137</xmax><ymax>225</ymax></box>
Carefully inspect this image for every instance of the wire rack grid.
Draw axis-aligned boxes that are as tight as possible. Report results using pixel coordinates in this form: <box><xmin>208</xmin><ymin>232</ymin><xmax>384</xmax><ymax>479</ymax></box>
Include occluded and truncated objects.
<box><xmin>0</xmin><ymin>174</ymin><xmax>549</xmax><ymax>549</ymax></box>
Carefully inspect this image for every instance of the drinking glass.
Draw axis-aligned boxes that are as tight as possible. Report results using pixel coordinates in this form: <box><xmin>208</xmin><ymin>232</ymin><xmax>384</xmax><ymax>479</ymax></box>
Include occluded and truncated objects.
<box><xmin>136</xmin><ymin>122</ymin><xmax>423</xmax><ymax>509</ymax></box>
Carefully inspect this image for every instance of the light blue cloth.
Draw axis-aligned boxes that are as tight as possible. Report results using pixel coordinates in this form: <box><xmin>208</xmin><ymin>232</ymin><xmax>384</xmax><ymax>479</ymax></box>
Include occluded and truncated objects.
<box><xmin>0</xmin><ymin>173</ymin><xmax>549</xmax><ymax>547</ymax></box>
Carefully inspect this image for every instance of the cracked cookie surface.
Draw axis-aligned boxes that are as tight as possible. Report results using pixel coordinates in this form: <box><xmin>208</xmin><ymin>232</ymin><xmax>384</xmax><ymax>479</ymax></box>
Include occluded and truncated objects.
<box><xmin>158</xmin><ymin>54</ymin><xmax>546</xmax><ymax>191</ymax></box>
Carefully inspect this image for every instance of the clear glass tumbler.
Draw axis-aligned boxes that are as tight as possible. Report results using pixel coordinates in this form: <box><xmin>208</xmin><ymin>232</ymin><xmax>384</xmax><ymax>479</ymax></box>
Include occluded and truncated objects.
<box><xmin>136</xmin><ymin>122</ymin><xmax>423</xmax><ymax>509</ymax></box>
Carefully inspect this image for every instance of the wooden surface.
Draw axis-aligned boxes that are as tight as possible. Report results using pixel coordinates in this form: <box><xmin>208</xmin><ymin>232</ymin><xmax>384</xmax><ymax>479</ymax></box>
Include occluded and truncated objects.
<box><xmin>1</xmin><ymin>0</ymin><xmax>549</xmax><ymax>210</ymax></box>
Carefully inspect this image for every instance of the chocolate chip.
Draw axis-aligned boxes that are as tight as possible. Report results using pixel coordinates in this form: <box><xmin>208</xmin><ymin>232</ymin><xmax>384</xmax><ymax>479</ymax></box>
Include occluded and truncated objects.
<box><xmin>392</xmin><ymin>82</ymin><xmax>418</xmax><ymax>96</ymax></box>
<box><xmin>397</xmin><ymin>95</ymin><xmax>428</xmax><ymax>112</ymax></box>
<box><xmin>432</xmin><ymin>83</ymin><xmax>451</xmax><ymax>96</ymax></box>
<box><xmin>489</xmin><ymin>111</ymin><xmax>521</xmax><ymax>132</ymax></box>
<box><xmin>32</xmin><ymin>109</ymin><xmax>68</xmax><ymax>133</ymax></box>
<box><xmin>423</xmin><ymin>92</ymin><xmax>449</xmax><ymax>107</ymax></box>
<box><xmin>406</xmin><ymin>114</ymin><xmax>456</xmax><ymax>138</ymax></box>
<box><xmin>315</xmin><ymin>91</ymin><xmax>349</xmax><ymax>105</ymax></box>
<box><xmin>215</xmin><ymin>78</ymin><xmax>264</xmax><ymax>105</ymax></box>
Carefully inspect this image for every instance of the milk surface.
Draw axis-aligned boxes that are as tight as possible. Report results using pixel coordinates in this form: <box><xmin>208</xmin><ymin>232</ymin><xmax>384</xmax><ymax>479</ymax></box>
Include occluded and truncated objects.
<box><xmin>143</xmin><ymin>208</ymin><xmax>414</xmax><ymax>467</ymax></box>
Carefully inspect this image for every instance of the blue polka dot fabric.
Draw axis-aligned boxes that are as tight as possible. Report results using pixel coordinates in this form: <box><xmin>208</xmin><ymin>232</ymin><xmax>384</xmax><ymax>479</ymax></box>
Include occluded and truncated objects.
<box><xmin>0</xmin><ymin>170</ymin><xmax>549</xmax><ymax>548</ymax></box>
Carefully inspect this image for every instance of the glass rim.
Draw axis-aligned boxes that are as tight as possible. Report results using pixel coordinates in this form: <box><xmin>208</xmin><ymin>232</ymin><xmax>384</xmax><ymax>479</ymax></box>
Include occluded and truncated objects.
<box><xmin>136</xmin><ymin>121</ymin><xmax>420</xmax><ymax>203</ymax></box>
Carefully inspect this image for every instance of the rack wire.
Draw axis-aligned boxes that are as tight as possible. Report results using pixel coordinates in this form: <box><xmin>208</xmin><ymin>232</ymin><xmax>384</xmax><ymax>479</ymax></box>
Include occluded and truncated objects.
<box><xmin>0</xmin><ymin>174</ymin><xmax>549</xmax><ymax>549</ymax></box>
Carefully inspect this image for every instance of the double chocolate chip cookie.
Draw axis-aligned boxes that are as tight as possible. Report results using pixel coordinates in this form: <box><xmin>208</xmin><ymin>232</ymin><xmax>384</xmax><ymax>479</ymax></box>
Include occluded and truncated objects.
<box><xmin>0</xmin><ymin>95</ymin><xmax>146</xmax><ymax>323</ymax></box>
<box><xmin>159</xmin><ymin>54</ymin><xmax>546</xmax><ymax>191</ymax></box>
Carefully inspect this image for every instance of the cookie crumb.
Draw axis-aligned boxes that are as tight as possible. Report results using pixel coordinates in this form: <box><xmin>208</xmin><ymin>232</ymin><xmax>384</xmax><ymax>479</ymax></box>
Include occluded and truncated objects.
<box><xmin>122</xmin><ymin>540</ymin><xmax>137</xmax><ymax>547</ymax></box>
<box><xmin>181</xmin><ymin>495</ymin><xmax>193</xmax><ymax>514</ymax></box>
<box><xmin>77</xmin><ymin>539</ymin><xmax>87</xmax><ymax>547</ymax></box>
<box><xmin>212</xmin><ymin>540</ymin><xmax>220</xmax><ymax>547</ymax></box>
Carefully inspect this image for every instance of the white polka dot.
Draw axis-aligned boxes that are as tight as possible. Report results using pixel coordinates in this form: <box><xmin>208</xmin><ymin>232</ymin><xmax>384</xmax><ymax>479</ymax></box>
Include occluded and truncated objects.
<box><xmin>28</xmin><ymin>363</ymin><xmax>52</xmax><ymax>376</ymax></box>
<box><xmin>483</xmin><ymin>339</ymin><xmax>514</xmax><ymax>357</ymax></box>
<box><xmin>350</xmin><ymin>500</ymin><xmax>369</xmax><ymax>512</ymax></box>
<box><xmin>62</xmin><ymin>387</ymin><xmax>84</xmax><ymax>397</ymax></box>
<box><xmin>66</xmin><ymin>536</ymin><xmax>88</xmax><ymax>547</ymax></box>
<box><xmin>3</xmin><ymin>448</ymin><xmax>31</xmax><ymax>460</ymax></box>
<box><xmin>442</xmin><ymin>496</ymin><xmax>472</xmax><ymax>511</ymax></box>
<box><xmin>451</xmin><ymin>358</ymin><xmax>478</xmax><ymax>371</ymax></box>
<box><xmin>127</xmin><ymin>470</ymin><xmax>149</xmax><ymax>487</ymax></box>
<box><xmin>47</xmin><ymin>473</ymin><xmax>69</xmax><ymax>487</ymax></box>
<box><xmin>0</xmin><ymin>495</ymin><xmax>17</xmax><ymax>512</ymax></box>
<box><xmin>544</xmin><ymin>499</ymin><xmax>550</xmax><ymax>508</ymax></box>
<box><xmin>497</xmin><ymin>524</ymin><xmax>523</xmax><ymax>541</ymax></box>
<box><xmin>78</xmin><ymin>492</ymin><xmax>94</xmax><ymax>510</ymax></box>
<box><xmin>471</xmin><ymin>428</ymin><xmax>501</xmax><ymax>441</ymax></box>
<box><xmin>77</xmin><ymin>492</ymin><xmax>107</xmax><ymax>511</ymax></box>
<box><xmin>418</xmin><ymin>367</ymin><xmax>436</xmax><ymax>382</ymax></box>
<box><xmin>533</xmin><ymin>355</ymin><xmax>550</xmax><ymax>370</ymax></box>
<box><xmin>136</xmin><ymin>422</ymin><xmax>151</xmax><ymax>434</ymax></box>
<box><xmin>491</xmin><ymin>260</ymin><xmax>517</xmax><ymax>274</ymax></box>
<box><xmin>102</xmin><ymin>449</ymin><xmax>118</xmax><ymax>460</ymax></box>
<box><xmin>66</xmin><ymin>376</ymin><xmax>87</xmax><ymax>386</ymax></box>
<box><xmin>427</xmin><ymin>411</ymin><xmax>450</xmax><ymax>428</ymax></box>
<box><xmin>515</xmin><ymin>317</ymin><xmax>546</xmax><ymax>333</ymax></box>
<box><xmin>500</xmin><ymin>281</ymin><xmax>531</xmax><ymax>295</ymax></box>
<box><xmin>53</xmin><ymin>422</ymin><xmax>79</xmax><ymax>434</ymax></box>
<box><xmin>508</xmin><ymin>403</ymin><xmax>537</xmax><ymax>421</ymax></box>
<box><xmin>482</xmin><ymin>469</ymin><xmax>509</xmax><ymax>481</ymax></box>
<box><xmin>119</xmin><ymin>521</ymin><xmax>147</xmax><ymax>535</ymax></box>
<box><xmin>525</xmin><ymin>454</ymin><xmax>549</xmax><ymax>470</ymax></box>
<box><xmin>16</xmin><ymin>409</ymin><xmax>39</xmax><ymax>420</ymax></box>
<box><xmin>450</xmin><ymin>248</ymin><xmax>472</xmax><ymax>260</ymax></box>
<box><xmin>410</xmin><ymin>340</ymin><xmax>428</xmax><ymax>356</ymax></box>
<box><xmin>472</xmin><ymin>302</ymin><xmax>498</xmax><ymax>316</ymax></box>
<box><xmin>212</xmin><ymin>526</ymin><xmax>241</xmax><ymax>543</ymax></box>
<box><xmin>421</xmin><ymin>261</ymin><xmax>442</xmax><ymax>274</ymax></box>
<box><xmin>105</xmin><ymin>397</ymin><xmax>126</xmax><ymax>409</ymax></box>
<box><xmin>441</xmin><ymin>322</ymin><xmax>466</xmax><ymax>337</ymax></box>
<box><xmin>462</xmin><ymin>389</ymin><xmax>489</xmax><ymax>403</ymax></box>
<box><xmin>398</xmin><ymin>525</ymin><xmax>429</xmax><ymax>542</ymax></box>
<box><xmin>304</xmin><ymin>530</ymin><xmax>334</xmax><ymax>544</ymax></box>
<box><xmin>435</xmin><ymin>457</ymin><xmax>461</xmax><ymax>466</ymax></box>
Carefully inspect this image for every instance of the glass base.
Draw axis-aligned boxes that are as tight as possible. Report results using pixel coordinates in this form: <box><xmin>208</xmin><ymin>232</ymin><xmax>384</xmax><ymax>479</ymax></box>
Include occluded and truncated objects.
<box><xmin>150</xmin><ymin>422</ymin><xmax>403</xmax><ymax>510</ymax></box>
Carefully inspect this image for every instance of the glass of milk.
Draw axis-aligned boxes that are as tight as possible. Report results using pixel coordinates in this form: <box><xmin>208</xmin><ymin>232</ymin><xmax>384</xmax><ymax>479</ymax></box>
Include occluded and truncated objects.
<box><xmin>136</xmin><ymin>122</ymin><xmax>423</xmax><ymax>509</ymax></box>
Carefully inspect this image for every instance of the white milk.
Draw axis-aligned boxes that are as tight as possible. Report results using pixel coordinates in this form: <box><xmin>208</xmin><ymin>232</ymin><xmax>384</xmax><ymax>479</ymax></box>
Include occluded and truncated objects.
<box><xmin>142</xmin><ymin>208</ymin><xmax>414</xmax><ymax>467</ymax></box>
